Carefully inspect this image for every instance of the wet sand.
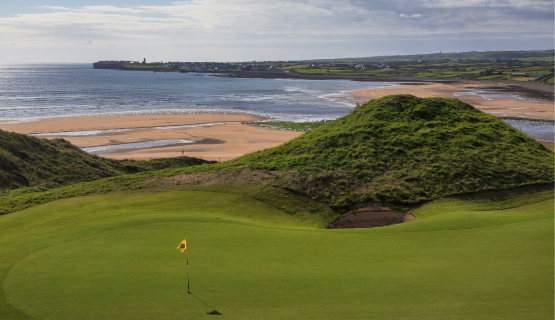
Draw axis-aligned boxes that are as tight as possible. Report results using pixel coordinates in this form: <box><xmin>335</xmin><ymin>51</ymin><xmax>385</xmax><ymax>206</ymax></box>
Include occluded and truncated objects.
<box><xmin>351</xmin><ymin>82</ymin><xmax>554</xmax><ymax>121</ymax></box>
<box><xmin>0</xmin><ymin>113</ymin><xmax>303</xmax><ymax>161</ymax></box>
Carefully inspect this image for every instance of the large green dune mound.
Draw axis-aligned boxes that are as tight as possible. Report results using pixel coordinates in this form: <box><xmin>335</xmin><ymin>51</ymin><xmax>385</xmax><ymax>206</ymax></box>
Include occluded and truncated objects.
<box><xmin>0</xmin><ymin>129</ymin><xmax>211</xmax><ymax>191</ymax></box>
<box><xmin>1</xmin><ymin>95</ymin><xmax>552</xmax><ymax>215</ymax></box>
<box><xmin>234</xmin><ymin>95</ymin><xmax>553</xmax><ymax>210</ymax></box>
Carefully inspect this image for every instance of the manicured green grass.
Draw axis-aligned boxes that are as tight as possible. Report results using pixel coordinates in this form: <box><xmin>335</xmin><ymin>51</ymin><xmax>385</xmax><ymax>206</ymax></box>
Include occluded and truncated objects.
<box><xmin>0</xmin><ymin>188</ymin><xmax>552</xmax><ymax>319</ymax></box>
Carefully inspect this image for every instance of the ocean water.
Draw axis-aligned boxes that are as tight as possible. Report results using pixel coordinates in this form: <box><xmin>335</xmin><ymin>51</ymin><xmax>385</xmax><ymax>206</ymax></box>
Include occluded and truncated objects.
<box><xmin>0</xmin><ymin>64</ymin><xmax>393</xmax><ymax>122</ymax></box>
<box><xmin>0</xmin><ymin>64</ymin><xmax>552</xmax><ymax>143</ymax></box>
<box><xmin>82</xmin><ymin>139</ymin><xmax>194</xmax><ymax>153</ymax></box>
<box><xmin>501</xmin><ymin>119</ymin><xmax>554</xmax><ymax>143</ymax></box>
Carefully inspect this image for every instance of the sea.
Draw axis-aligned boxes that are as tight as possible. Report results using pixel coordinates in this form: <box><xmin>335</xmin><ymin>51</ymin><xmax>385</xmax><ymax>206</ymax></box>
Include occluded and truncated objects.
<box><xmin>0</xmin><ymin>64</ymin><xmax>553</xmax><ymax>142</ymax></box>
<box><xmin>0</xmin><ymin>64</ymin><xmax>393</xmax><ymax>122</ymax></box>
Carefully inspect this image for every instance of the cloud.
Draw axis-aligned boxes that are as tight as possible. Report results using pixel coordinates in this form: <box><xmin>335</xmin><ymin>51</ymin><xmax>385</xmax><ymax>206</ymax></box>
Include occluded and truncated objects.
<box><xmin>422</xmin><ymin>0</ymin><xmax>553</xmax><ymax>8</ymax></box>
<box><xmin>4</xmin><ymin>1</ymin><xmax>552</xmax><ymax>38</ymax></box>
<box><xmin>84</xmin><ymin>5</ymin><xmax>147</xmax><ymax>14</ymax></box>
<box><xmin>0</xmin><ymin>0</ymin><xmax>552</xmax><ymax>62</ymax></box>
<box><xmin>40</xmin><ymin>5</ymin><xmax>71</xmax><ymax>11</ymax></box>
<box><xmin>400</xmin><ymin>13</ymin><xmax>422</xmax><ymax>18</ymax></box>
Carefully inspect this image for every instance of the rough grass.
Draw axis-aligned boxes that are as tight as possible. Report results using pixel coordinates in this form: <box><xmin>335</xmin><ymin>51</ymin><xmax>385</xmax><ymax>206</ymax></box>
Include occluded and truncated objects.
<box><xmin>0</xmin><ymin>187</ymin><xmax>552</xmax><ymax>319</ymax></box>
<box><xmin>0</xmin><ymin>129</ymin><xmax>212</xmax><ymax>191</ymax></box>
<box><xmin>229</xmin><ymin>95</ymin><xmax>554</xmax><ymax>210</ymax></box>
<box><xmin>245</xmin><ymin>121</ymin><xmax>328</xmax><ymax>132</ymax></box>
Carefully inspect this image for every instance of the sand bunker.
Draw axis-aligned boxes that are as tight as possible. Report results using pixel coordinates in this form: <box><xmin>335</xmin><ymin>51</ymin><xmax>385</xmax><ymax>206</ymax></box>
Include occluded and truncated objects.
<box><xmin>329</xmin><ymin>205</ymin><xmax>415</xmax><ymax>229</ymax></box>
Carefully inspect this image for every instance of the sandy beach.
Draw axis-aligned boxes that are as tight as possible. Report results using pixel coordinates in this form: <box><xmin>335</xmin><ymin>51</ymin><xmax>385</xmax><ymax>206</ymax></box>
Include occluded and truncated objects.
<box><xmin>351</xmin><ymin>82</ymin><xmax>554</xmax><ymax>121</ymax></box>
<box><xmin>0</xmin><ymin>113</ymin><xmax>303</xmax><ymax>161</ymax></box>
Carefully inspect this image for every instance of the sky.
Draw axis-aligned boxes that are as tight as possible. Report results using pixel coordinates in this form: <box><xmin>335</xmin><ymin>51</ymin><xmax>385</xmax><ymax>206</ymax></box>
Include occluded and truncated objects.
<box><xmin>0</xmin><ymin>0</ymin><xmax>553</xmax><ymax>63</ymax></box>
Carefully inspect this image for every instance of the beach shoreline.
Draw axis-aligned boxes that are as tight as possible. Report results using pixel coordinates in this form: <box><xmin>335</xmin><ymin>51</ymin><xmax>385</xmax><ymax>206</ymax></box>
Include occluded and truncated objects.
<box><xmin>0</xmin><ymin>113</ymin><xmax>303</xmax><ymax>161</ymax></box>
<box><xmin>1</xmin><ymin>81</ymin><xmax>552</xmax><ymax>161</ymax></box>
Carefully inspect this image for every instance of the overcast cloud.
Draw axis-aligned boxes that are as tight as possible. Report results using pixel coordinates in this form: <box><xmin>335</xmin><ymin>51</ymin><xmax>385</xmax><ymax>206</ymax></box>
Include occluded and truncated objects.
<box><xmin>0</xmin><ymin>0</ymin><xmax>552</xmax><ymax>63</ymax></box>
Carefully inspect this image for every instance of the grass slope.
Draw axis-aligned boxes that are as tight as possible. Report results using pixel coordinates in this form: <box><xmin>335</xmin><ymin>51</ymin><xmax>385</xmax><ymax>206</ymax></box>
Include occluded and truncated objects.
<box><xmin>0</xmin><ymin>187</ymin><xmax>552</xmax><ymax>319</ymax></box>
<box><xmin>231</xmin><ymin>95</ymin><xmax>554</xmax><ymax>210</ymax></box>
<box><xmin>0</xmin><ymin>129</ymin><xmax>211</xmax><ymax>191</ymax></box>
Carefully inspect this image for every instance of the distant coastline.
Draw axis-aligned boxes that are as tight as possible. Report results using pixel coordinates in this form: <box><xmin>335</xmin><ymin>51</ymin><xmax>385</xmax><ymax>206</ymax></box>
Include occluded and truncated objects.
<box><xmin>93</xmin><ymin>62</ymin><xmax>554</xmax><ymax>103</ymax></box>
<box><xmin>92</xmin><ymin>60</ymin><xmax>430</xmax><ymax>82</ymax></box>
<box><xmin>93</xmin><ymin>52</ymin><xmax>554</xmax><ymax>101</ymax></box>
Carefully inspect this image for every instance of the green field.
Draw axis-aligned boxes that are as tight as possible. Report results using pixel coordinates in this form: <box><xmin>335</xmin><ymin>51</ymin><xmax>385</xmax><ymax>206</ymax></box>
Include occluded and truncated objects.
<box><xmin>1</xmin><ymin>186</ymin><xmax>552</xmax><ymax>319</ymax></box>
<box><xmin>286</xmin><ymin>55</ymin><xmax>554</xmax><ymax>83</ymax></box>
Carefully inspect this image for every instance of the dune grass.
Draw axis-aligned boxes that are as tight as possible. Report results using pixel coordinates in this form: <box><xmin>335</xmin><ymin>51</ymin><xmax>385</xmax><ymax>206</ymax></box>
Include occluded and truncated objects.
<box><xmin>0</xmin><ymin>187</ymin><xmax>552</xmax><ymax>319</ymax></box>
<box><xmin>0</xmin><ymin>129</ymin><xmax>212</xmax><ymax>191</ymax></box>
<box><xmin>245</xmin><ymin>121</ymin><xmax>328</xmax><ymax>132</ymax></box>
<box><xmin>232</xmin><ymin>95</ymin><xmax>554</xmax><ymax>210</ymax></box>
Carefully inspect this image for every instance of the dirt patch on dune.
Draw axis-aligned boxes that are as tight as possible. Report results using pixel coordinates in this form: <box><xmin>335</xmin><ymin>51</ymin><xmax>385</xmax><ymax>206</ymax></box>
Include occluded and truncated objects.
<box><xmin>328</xmin><ymin>205</ymin><xmax>415</xmax><ymax>229</ymax></box>
<box><xmin>141</xmin><ymin>168</ymin><xmax>274</xmax><ymax>191</ymax></box>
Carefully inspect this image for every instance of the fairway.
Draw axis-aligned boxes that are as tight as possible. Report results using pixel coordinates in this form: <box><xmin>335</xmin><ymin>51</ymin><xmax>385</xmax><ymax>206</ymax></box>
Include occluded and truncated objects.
<box><xmin>0</xmin><ymin>189</ymin><xmax>553</xmax><ymax>319</ymax></box>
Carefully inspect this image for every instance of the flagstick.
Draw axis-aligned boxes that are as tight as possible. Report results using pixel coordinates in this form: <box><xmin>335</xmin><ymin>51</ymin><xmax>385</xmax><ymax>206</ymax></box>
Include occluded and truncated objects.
<box><xmin>186</xmin><ymin>249</ymin><xmax>191</xmax><ymax>293</ymax></box>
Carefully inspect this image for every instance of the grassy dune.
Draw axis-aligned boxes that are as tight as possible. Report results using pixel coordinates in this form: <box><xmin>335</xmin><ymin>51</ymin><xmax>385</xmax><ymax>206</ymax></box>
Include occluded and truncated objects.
<box><xmin>0</xmin><ymin>187</ymin><xmax>552</xmax><ymax>319</ymax></box>
<box><xmin>233</xmin><ymin>95</ymin><xmax>554</xmax><ymax>210</ymax></box>
<box><xmin>2</xmin><ymin>95</ymin><xmax>552</xmax><ymax>216</ymax></box>
<box><xmin>0</xmin><ymin>129</ymin><xmax>211</xmax><ymax>191</ymax></box>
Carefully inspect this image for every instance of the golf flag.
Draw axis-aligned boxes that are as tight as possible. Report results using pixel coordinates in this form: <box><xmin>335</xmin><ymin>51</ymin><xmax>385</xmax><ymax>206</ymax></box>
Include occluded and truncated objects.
<box><xmin>177</xmin><ymin>239</ymin><xmax>187</xmax><ymax>253</ymax></box>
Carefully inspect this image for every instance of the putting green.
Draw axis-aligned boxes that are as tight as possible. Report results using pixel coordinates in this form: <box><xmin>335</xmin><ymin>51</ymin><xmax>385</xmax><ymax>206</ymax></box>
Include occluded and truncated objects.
<box><xmin>0</xmin><ymin>190</ymin><xmax>553</xmax><ymax>319</ymax></box>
